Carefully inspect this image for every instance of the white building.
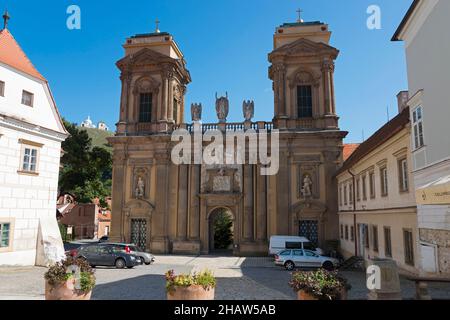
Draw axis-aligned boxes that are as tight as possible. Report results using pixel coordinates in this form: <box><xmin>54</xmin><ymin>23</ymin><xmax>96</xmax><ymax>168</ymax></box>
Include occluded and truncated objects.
<box><xmin>393</xmin><ymin>0</ymin><xmax>450</xmax><ymax>276</ymax></box>
<box><xmin>80</xmin><ymin>116</ymin><xmax>109</xmax><ymax>131</ymax></box>
<box><xmin>0</xmin><ymin>20</ymin><xmax>68</xmax><ymax>265</ymax></box>
<box><xmin>80</xmin><ymin>116</ymin><xmax>96</xmax><ymax>129</ymax></box>
<box><xmin>97</xmin><ymin>121</ymin><xmax>109</xmax><ymax>131</ymax></box>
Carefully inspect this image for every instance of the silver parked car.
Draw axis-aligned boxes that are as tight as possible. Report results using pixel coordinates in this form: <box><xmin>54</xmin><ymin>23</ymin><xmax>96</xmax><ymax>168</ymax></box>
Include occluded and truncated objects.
<box><xmin>274</xmin><ymin>249</ymin><xmax>339</xmax><ymax>271</ymax></box>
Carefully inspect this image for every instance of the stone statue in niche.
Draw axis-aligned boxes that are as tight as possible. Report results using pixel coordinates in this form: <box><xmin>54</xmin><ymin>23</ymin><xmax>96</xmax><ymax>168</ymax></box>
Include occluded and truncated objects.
<box><xmin>215</xmin><ymin>92</ymin><xmax>229</xmax><ymax>123</ymax></box>
<box><xmin>242</xmin><ymin>100</ymin><xmax>254</xmax><ymax>121</ymax></box>
<box><xmin>191</xmin><ymin>103</ymin><xmax>202</xmax><ymax>122</ymax></box>
<box><xmin>301</xmin><ymin>174</ymin><xmax>313</xmax><ymax>198</ymax></box>
<box><xmin>135</xmin><ymin>176</ymin><xmax>145</xmax><ymax>198</ymax></box>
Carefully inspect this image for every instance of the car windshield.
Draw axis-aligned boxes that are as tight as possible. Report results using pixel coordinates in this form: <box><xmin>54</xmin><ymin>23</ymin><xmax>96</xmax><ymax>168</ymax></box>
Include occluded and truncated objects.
<box><xmin>129</xmin><ymin>246</ymin><xmax>140</xmax><ymax>252</ymax></box>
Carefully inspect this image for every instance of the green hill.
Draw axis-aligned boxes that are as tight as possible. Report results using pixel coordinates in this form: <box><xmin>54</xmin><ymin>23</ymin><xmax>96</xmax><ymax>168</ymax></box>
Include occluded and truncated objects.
<box><xmin>80</xmin><ymin>127</ymin><xmax>114</xmax><ymax>152</ymax></box>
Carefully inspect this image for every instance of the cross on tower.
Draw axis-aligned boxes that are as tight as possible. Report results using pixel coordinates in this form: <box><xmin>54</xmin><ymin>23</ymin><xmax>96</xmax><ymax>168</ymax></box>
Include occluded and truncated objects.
<box><xmin>155</xmin><ymin>18</ymin><xmax>160</xmax><ymax>33</ymax></box>
<box><xmin>296</xmin><ymin>8</ymin><xmax>304</xmax><ymax>23</ymax></box>
<box><xmin>2</xmin><ymin>9</ymin><xmax>10</xmax><ymax>30</ymax></box>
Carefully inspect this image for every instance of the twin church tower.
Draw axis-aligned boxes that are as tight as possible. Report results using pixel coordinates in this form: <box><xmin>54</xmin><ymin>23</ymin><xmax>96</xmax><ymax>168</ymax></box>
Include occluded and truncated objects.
<box><xmin>108</xmin><ymin>17</ymin><xmax>347</xmax><ymax>255</ymax></box>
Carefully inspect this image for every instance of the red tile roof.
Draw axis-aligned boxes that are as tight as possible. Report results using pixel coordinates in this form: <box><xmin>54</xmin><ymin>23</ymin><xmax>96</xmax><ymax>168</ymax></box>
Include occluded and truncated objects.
<box><xmin>343</xmin><ymin>144</ymin><xmax>360</xmax><ymax>161</ymax></box>
<box><xmin>336</xmin><ymin>107</ymin><xmax>410</xmax><ymax>176</ymax></box>
<box><xmin>98</xmin><ymin>211</ymin><xmax>111</xmax><ymax>221</ymax></box>
<box><xmin>0</xmin><ymin>28</ymin><xmax>46</xmax><ymax>81</ymax></box>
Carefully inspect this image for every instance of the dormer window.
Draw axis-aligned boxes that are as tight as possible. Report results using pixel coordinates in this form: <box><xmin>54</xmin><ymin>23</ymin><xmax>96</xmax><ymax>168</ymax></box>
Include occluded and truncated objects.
<box><xmin>297</xmin><ymin>85</ymin><xmax>313</xmax><ymax>118</ymax></box>
<box><xmin>21</xmin><ymin>90</ymin><xmax>34</xmax><ymax>107</ymax></box>
<box><xmin>0</xmin><ymin>80</ymin><xmax>5</xmax><ymax>97</ymax></box>
<box><xmin>139</xmin><ymin>93</ymin><xmax>152</xmax><ymax>122</ymax></box>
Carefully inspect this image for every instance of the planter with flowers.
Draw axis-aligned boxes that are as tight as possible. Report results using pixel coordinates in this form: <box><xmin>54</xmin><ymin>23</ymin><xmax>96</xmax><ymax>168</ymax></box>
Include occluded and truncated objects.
<box><xmin>289</xmin><ymin>269</ymin><xmax>351</xmax><ymax>300</ymax></box>
<box><xmin>44</xmin><ymin>256</ymin><xmax>96</xmax><ymax>300</ymax></box>
<box><xmin>165</xmin><ymin>269</ymin><xmax>216</xmax><ymax>300</ymax></box>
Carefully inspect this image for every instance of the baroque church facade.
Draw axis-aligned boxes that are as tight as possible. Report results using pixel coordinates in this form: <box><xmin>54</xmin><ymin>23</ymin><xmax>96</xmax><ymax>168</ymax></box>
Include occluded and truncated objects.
<box><xmin>108</xmin><ymin>19</ymin><xmax>347</xmax><ymax>255</ymax></box>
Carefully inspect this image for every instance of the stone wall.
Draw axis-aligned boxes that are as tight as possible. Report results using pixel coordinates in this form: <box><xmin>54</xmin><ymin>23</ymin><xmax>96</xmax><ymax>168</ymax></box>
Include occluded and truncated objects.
<box><xmin>420</xmin><ymin>228</ymin><xmax>450</xmax><ymax>274</ymax></box>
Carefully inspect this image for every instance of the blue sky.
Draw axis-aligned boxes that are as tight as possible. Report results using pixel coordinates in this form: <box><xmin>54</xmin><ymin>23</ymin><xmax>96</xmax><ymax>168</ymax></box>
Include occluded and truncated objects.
<box><xmin>2</xmin><ymin>0</ymin><xmax>412</xmax><ymax>142</ymax></box>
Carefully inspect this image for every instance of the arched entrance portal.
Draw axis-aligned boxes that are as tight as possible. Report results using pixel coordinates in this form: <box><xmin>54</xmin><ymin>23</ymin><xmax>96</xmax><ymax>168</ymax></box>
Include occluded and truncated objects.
<box><xmin>208</xmin><ymin>208</ymin><xmax>234</xmax><ymax>255</ymax></box>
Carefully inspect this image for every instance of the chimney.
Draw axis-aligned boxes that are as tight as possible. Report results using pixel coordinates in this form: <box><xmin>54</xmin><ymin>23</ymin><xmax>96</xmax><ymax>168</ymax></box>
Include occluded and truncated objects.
<box><xmin>397</xmin><ymin>91</ymin><xmax>409</xmax><ymax>113</ymax></box>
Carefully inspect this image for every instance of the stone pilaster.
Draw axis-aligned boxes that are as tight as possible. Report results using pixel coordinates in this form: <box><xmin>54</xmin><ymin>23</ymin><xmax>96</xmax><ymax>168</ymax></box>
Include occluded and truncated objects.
<box><xmin>322</xmin><ymin>60</ymin><xmax>335</xmax><ymax>116</ymax></box>
<box><xmin>276</xmin><ymin>150</ymin><xmax>290</xmax><ymax>234</ymax></box>
<box><xmin>243</xmin><ymin>164</ymin><xmax>254</xmax><ymax>241</ymax></box>
<box><xmin>273</xmin><ymin>64</ymin><xmax>287</xmax><ymax>118</ymax></box>
<box><xmin>109</xmin><ymin>151</ymin><xmax>127</xmax><ymax>243</ymax></box>
<box><xmin>189</xmin><ymin>164</ymin><xmax>200</xmax><ymax>240</ymax></box>
<box><xmin>151</xmin><ymin>151</ymin><xmax>170</xmax><ymax>252</ymax></box>
<box><xmin>256</xmin><ymin>166</ymin><xmax>267</xmax><ymax>241</ymax></box>
<box><xmin>167</xmin><ymin>162</ymin><xmax>179</xmax><ymax>239</ymax></box>
<box><xmin>177</xmin><ymin>164</ymin><xmax>188</xmax><ymax>239</ymax></box>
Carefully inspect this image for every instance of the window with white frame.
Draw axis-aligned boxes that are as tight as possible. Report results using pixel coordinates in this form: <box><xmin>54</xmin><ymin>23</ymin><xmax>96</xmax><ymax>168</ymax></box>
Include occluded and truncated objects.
<box><xmin>380</xmin><ymin>167</ymin><xmax>388</xmax><ymax>196</ymax></box>
<box><xmin>398</xmin><ymin>158</ymin><xmax>409</xmax><ymax>192</ymax></box>
<box><xmin>369</xmin><ymin>171</ymin><xmax>376</xmax><ymax>199</ymax></box>
<box><xmin>356</xmin><ymin>177</ymin><xmax>361</xmax><ymax>201</ymax></box>
<box><xmin>344</xmin><ymin>185</ymin><xmax>348</xmax><ymax>205</ymax></box>
<box><xmin>362</xmin><ymin>174</ymin><xmax>367</xmax><ymax>200</ymax></box>
<box><xmin>412</xmin><ymin>106</ymin><xmax>424</xmax><ymax>150</ymax></box>
<box><xmin>349</xmin><ymin>183</ymin><xmax>353</xmax><ymax>204</ymax></box>
<box><xmin>22</xmin><ymin>147</ymin><xmax>38</xmax><ymax>172</ymax></box>
<box><xmin>18</xmin><ymin>140</ymin><xmax>42</xmax><ymax>174</ymax></box>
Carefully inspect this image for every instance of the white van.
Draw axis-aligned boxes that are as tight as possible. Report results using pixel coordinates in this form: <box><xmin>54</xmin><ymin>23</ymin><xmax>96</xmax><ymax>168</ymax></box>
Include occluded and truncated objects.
<box><xmin>269</xmin><ymin>235</ymin><xmax>323</xmax><ymax>255</ymax></box>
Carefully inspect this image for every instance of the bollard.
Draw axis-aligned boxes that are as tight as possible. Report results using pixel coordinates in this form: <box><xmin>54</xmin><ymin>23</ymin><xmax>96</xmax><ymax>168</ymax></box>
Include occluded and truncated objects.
<box><xmin>366</xmin><ymin>258</ymin><xmax>402</xmax><ymax>300</ymax></box>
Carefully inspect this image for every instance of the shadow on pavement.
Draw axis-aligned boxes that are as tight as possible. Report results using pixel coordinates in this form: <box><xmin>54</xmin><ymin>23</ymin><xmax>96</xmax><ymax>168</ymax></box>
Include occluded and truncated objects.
<box><xmin>92</xmin><ymin>274</ymin><xmax>166</xmax><ymax>300</ymax></box>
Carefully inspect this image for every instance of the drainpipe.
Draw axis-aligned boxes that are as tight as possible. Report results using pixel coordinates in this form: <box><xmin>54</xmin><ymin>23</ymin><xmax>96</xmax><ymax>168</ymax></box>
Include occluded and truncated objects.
<box><xmin>347</xmin><ymin>169</ymin><xmax>357</xmax><ymax>257</ymax></box>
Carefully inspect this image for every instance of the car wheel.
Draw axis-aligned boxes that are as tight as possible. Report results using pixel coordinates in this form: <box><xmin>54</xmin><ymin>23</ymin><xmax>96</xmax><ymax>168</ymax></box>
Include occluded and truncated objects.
<box><xmin>127</xmin><ymin>266</ymin><xmax>134</xmax><ymax>269</ymax></box>
<box><xmin>144</xmin><ymin>262</ymin><xmax>151</xmax><ymax>265</ymax></box>
<box><xmin>115</xmin><ymin>258</ymin><xmax>126</xmax><ymax>269</ymax></box>
<box><xmin>284</xmin><ymin>261</ymin><xmax>295</xmax><ymax>271</ymax></box>
<box><xmin>322</xmin><ymin>261</ymin><xmax>334</xmax><ymax>271</ymax></box>
<box><xmin>139</xmin><ymin>257</ymin><xmax>145</xmax><ymax>264</ymax></box>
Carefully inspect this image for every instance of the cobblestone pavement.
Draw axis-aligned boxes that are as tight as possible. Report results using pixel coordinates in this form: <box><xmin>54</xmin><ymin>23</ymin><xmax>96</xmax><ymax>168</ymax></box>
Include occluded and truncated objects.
<box><xmin>1</xmin><ymin>255</ymin><xmax>450</xmax><ymax>300</ymax></box>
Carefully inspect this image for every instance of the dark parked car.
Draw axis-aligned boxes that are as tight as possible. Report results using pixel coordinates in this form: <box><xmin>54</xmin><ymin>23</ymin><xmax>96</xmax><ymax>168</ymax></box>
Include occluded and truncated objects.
<box><xmin>75</xmin><ymin>244</ymin><xmax>141</xmax><ymax>269</ymax></box>
<box><xmin>108</xmin><ymin>243</ymin><xmax>155</xmax><ymax>265</ymax></box>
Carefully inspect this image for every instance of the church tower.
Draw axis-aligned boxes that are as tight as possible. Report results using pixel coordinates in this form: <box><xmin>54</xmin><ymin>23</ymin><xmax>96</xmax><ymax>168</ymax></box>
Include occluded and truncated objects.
<box><xmin>269</xmin><ymin>20</ymin><xmax>339</xmax><ymax>130</ymax></box>
<box><xmin>116</xmin><ymin>27</ymin><xmax>191</xmax><ymax>135</ymax></box>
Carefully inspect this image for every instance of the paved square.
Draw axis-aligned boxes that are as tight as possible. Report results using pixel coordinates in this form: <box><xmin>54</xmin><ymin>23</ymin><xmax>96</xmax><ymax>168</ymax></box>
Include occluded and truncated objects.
<box><xmin>1</xmin><ymin>255</ymin><xmax>450</xmax><ymax>300</ymax></box>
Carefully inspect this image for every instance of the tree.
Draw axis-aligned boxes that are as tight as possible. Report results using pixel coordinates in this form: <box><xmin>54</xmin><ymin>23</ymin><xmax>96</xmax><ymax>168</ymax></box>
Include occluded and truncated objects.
<box><xmin>213</xmin><ymin>209</ymin><xmax>233</xmax><ymax>250</ymax></box>
<box><xmin>59</xmin><ymin>119</ymin><xmax>112</xmax><ymax>207</ymax></box>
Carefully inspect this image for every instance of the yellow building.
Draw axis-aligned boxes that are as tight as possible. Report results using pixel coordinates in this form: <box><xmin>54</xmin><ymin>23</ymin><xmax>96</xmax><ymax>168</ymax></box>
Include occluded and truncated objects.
<box><xmin>108</xmin><ymin>19</ymin><xmax>348</xmax><ymax>255</ymax></box>
<box><xmin>336</xmin><ymin>93</ymin><xmax>419</xmax><ymax>274</ymax></box>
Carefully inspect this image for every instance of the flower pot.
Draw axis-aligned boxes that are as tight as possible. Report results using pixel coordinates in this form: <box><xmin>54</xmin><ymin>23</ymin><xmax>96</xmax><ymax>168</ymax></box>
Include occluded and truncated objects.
<box><xmin>297</xmin><ymin>290</ymin><xmax>318</xmax><ymax>300</ymax></box>
<box><xmin>167</xmin><ymin>285</ymin><xmax>215</xmax><ymax>300</ymax></box>
<box><xmin>45</xmin><ymin>280</ymin><xmax>92</xmax><ymax>300</ymax></box>
<box><xmin>337</xmin><ymin>288</ymin><xmax>348</xmax><ymax>300</ymax></box>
